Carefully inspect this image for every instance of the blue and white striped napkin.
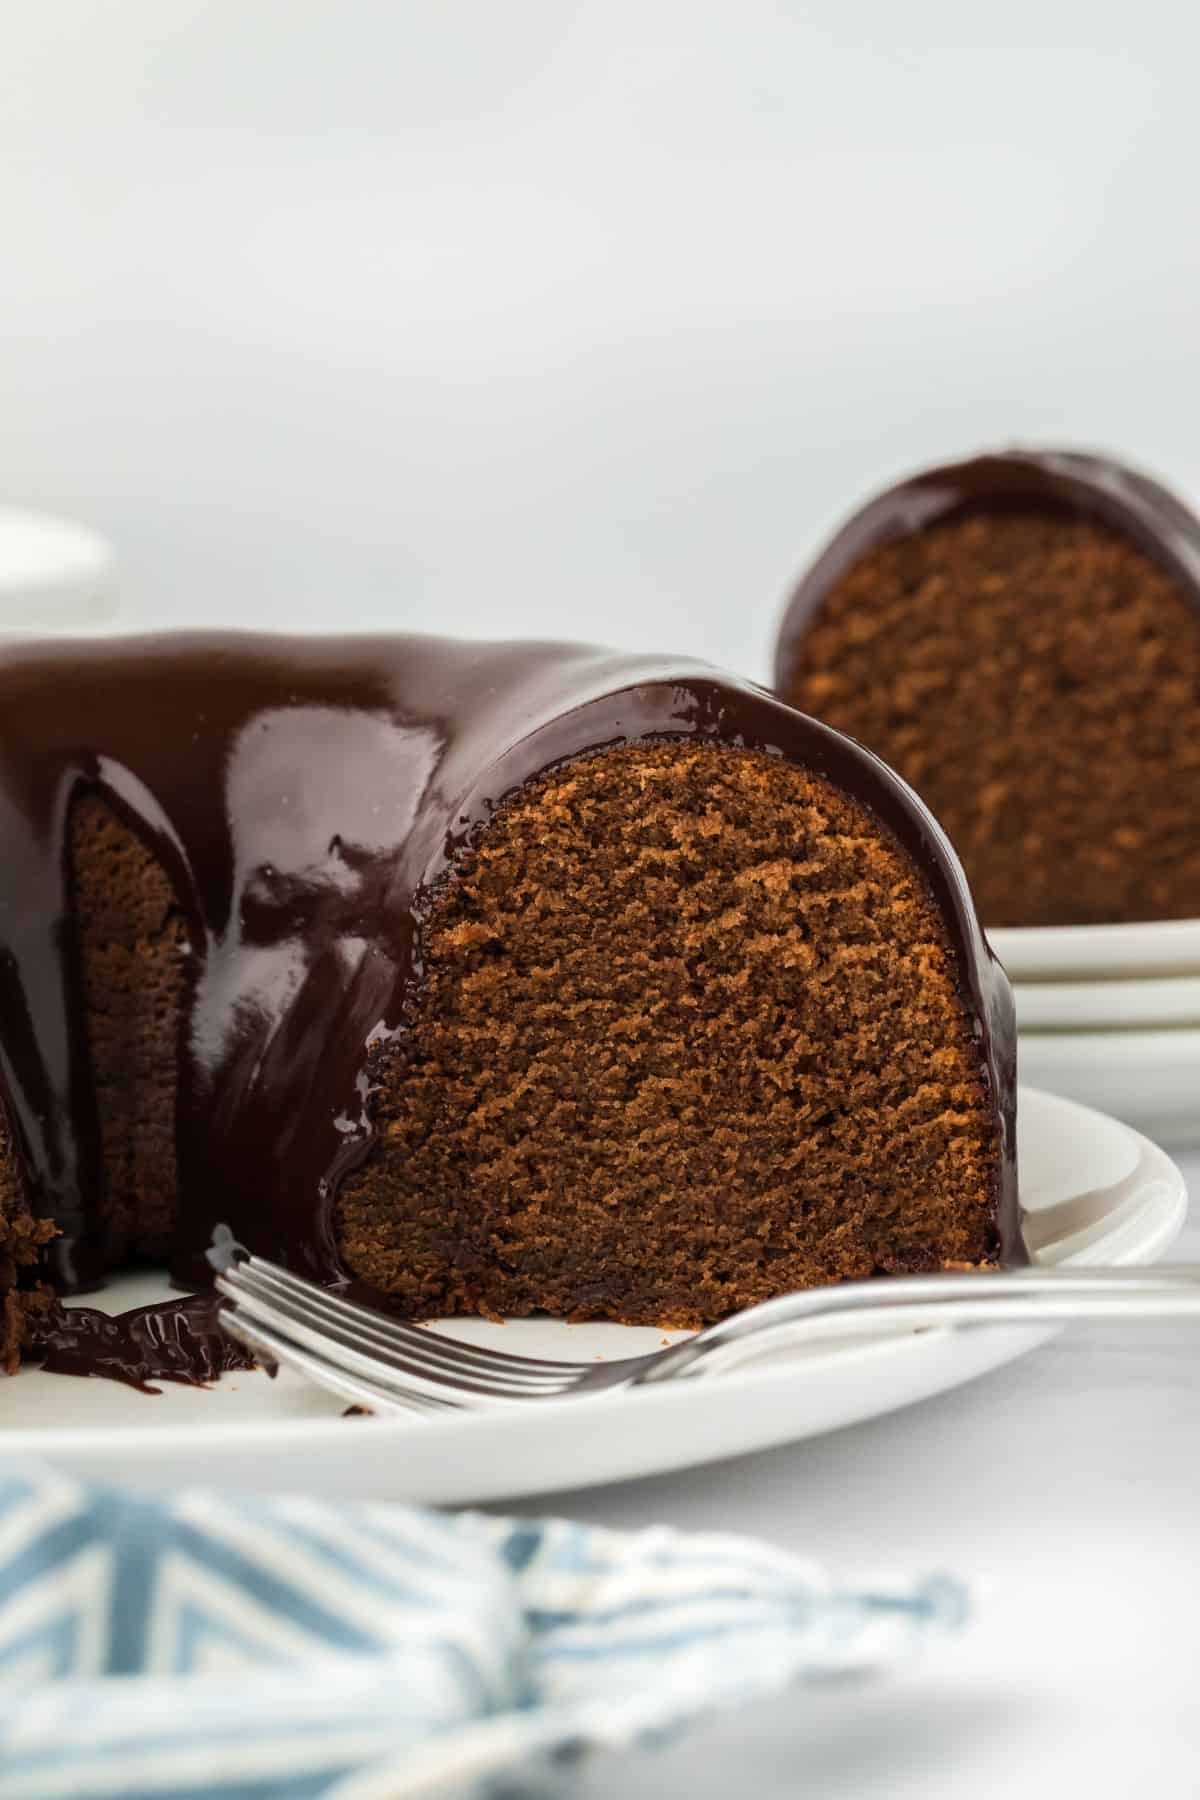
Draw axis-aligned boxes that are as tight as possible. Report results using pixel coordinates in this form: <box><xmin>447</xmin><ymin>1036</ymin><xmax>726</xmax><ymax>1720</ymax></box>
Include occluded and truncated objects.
<box><xmin>0</xmin><ymin>1462</ymin><xmax>964</xmax><ymax>1799</ymax></box>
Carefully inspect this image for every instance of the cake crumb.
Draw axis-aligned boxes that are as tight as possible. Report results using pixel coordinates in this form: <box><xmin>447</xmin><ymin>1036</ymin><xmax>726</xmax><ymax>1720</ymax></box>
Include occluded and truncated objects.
<box><xmin>335</xmin><ymin>743</ymin><xmax>999</xmax><ymax>1326</ymax></box>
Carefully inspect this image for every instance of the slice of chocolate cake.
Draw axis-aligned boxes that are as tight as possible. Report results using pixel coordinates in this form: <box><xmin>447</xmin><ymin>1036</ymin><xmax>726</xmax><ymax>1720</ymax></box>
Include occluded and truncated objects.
<box><xmin>0</xmin><ymin>632</ymin><xmax>1016</xmax><ymax>1356</ymax></box>
<box><xmin>775</xmin><ymin>450</ymin><xmax>1200</xmax><ymax>928</ymax></box>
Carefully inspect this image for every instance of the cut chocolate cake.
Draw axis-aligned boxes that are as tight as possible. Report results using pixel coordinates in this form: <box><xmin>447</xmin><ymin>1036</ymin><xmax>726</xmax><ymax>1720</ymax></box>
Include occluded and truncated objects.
<box><xmin>775</xmin><ymin>450</ymin><xmax>1200</xmax><ymax>928</ymax></box>
<box><xmin>0</xmin><ymin>632</ymin><xmax>1016</xmax><ymax>1359</ymax></box>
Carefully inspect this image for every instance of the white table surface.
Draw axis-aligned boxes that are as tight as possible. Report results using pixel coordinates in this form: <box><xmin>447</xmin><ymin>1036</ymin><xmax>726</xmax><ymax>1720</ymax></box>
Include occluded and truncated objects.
<box><xmin>500</xmin><ymin>1143</ymin><xmax>1200</xmax><ymax>1800</ymax></box>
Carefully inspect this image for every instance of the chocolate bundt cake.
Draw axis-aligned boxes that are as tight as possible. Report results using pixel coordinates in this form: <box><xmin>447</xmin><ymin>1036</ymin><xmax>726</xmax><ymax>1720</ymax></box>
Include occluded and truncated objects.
<box><xmin>0</xmin><ymin>632</ymin><xmax>1016</xmax><ymax>1367</ymax></box>
<box><xmin>775</xmin><ymin>450</ymin><xmax>1200</xmax><ymax>928</ymax></box>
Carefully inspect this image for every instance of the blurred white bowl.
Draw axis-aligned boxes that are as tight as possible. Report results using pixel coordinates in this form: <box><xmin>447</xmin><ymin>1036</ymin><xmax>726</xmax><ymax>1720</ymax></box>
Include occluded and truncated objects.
<box><xmin>0</xmin><ymin>507</ymin><xmax>118</xmax><ymax>632</ymax></box>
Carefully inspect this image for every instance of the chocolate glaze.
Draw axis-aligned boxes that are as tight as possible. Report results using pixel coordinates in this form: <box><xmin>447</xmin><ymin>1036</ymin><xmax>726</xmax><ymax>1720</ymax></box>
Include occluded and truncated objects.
<box><xmin>0</xmin><ymin>631</ymin><xmax>1019</xmax><ymax>1320</ymax></box>
<box><xmin>26</xmin><ymin>1293</ymin><xmax>255</xmax><ymax>1393</ymax></box>
<box><xmin>774</xmin><ymin>449</ymin><xmax>1200</xmax><ymax>694</ymax></box>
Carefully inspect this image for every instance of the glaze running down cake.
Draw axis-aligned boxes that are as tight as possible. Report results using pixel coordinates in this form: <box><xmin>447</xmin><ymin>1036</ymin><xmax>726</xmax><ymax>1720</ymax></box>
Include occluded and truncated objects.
<box><xmin>775</xmin><ymin>450</ymin><xmax>1200</xmax><ymax>928</ymax></box>
<box><xmin>0</xmin><ymin>632</ymin><xmax>1017</xmax><ymax>1371</ymax></box>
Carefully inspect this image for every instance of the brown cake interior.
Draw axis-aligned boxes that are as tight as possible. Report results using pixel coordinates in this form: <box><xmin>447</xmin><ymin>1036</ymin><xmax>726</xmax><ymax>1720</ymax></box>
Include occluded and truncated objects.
<box><xmin>70</xmin><ymin>794</ymin><xmax>189</xmax><ymax>1267</ymax></box>
<box><xmin>0</xmin><ymin>794</ymin><xmax>189</xmax><ymax>1361</ymax></box>
<box><xmin>335</xmin><ymin>743</ymin><xmax>999</xmax><ymax>1326</ymax></box>
<box><xmin>784</xmin><ymin>514</ymin><xmax>1200</xmax><ymax>927</ymax></box>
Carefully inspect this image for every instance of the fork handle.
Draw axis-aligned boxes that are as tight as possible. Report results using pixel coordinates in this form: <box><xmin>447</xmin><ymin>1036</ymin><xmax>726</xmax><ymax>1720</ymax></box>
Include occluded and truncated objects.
<box><xmin>635</xmin><ymin>1265</ymin><xmax>1200</xmax><ymax>1383</ymax></box>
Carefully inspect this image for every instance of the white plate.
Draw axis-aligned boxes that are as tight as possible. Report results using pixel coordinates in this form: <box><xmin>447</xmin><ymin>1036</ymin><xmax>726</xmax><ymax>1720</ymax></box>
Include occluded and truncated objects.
<box><xmin>2</xmin><ymin>1087</ymin><xmax>1186</xmax><ymax>1505</ymax></box>
<box><xmin>990</xmin><ymin>917</ymin><xmax>1200</xmax><ymax>981</ymax></box>
<box><xmin>1018</xmin><ymin>1031</ymin><xmax>1200</xmax><ymax>1148</ymax></box>
<box><xmin>1015</xmin><ymin>975</ymin><xmax>1200</xmax><ymax>1031</ymax></box>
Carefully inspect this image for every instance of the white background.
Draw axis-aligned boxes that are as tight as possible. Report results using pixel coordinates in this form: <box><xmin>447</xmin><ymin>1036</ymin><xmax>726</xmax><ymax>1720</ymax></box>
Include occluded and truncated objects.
<box><xmin>4</xmin><ymin>5</ymin><xmax>1200</xmax><ymax>1795</ymax></box>
<box><xmin>4</xmin><ymin>1</ymin><xmax>1200</xmax><ymax>674</ymax></box>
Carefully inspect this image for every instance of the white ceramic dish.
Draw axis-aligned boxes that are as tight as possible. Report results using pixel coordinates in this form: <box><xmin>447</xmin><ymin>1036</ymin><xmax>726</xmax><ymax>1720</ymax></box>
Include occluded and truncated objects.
<box><xmin>3</xmin><ymin>1087</ymin><xmax>1186</xmax><ymax>1505</ymax></box>
<box><xmin>990</xmin><ymin>917</ymin><xmax>1200</xmax><ymax>981</ymax></box>
<box><xmin>1018</xmin><ymin>1030</ymin><xmax>1200</xmax><ymax>1148</ymax></box>
<box><xmin>1015</xmin><ymin>974</ymin><xmax>1200</xmax><ymax>1031</ymax></box>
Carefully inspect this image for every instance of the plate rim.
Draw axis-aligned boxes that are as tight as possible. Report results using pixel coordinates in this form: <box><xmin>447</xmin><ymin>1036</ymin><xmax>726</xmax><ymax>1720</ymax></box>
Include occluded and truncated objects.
<box><xmin>1017</xmin><ymin>1026</ymin><xmax>1200</xmax><ymax>1054</ymax></box>
<box><xmin>990</xmin><ymin>915</ymin><xmax>1200</xmax><ymax>979</ymax></box>
<box><xmin>1014</xmin><ymin>975</ymin><xmax>1200</xmax><ymax>1029</ymax></box>
<box><xmin>990</xmin><ymin>916</ymin><xmax>1200</xmax><ymax>950</ymax></box>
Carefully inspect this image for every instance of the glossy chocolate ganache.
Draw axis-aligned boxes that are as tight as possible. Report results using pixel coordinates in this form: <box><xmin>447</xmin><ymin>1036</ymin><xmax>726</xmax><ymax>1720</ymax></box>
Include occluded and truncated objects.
<box><xmin>30</xmin><ymin>1294</ymin><xmax>251</xmax><ymax>1394</ymax></box>
<box><xmin>3</xmin><ymin>632</ymin><xmax>1018</xmax><ymax>1382</ymax></box>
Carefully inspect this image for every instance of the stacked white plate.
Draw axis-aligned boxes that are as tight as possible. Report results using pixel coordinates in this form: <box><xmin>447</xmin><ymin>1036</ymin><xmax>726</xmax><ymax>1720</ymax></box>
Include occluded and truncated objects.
<box><xmin>991</xmin><ymin>918</ymin><xmax>1200</xmax><ymax>1147</ymax></box>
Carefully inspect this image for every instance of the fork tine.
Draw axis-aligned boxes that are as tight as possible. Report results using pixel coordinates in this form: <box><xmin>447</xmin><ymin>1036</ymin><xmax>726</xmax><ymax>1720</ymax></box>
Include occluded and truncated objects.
<box><xmin>219</xmin><ymin>1312</ymin><xmax>459</xmax><ymax>1416</ymax></box>
<box><xmin>236</xmin><ymin>1255</ymin><xmax>596</xmax><ymax>1378</ymax></box>
<box><xmin>217</xmin><ymin>1269</ymin><xmax>584</xmax><ymax>1401</ymax></box>
<box><xmin>235</xmin><ymin>1252</ymin><xmax>590</xmax><ymax>1375</ymax></box>
<box><xmin>220</xmin><ymin>1264</ymin><xmax>571</xmax><ymax>1393</ymax></box>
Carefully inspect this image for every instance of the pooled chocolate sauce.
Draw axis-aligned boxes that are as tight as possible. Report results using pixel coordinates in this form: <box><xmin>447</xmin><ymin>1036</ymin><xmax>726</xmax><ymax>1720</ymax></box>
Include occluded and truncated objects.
<box><xmin>0</xmin><ymin>631</ymin><xmax>1020</xmax><ymax>1336</ymax></box>
<box><xmin>774</xmin><ymin>449</ymin><xmax>1200</xmax><ymax>693</ymax></box>
<box><xmin>27</xmin><ymin>1292</ymin><xmax>255</xmax><ymax>1393</ymax></box>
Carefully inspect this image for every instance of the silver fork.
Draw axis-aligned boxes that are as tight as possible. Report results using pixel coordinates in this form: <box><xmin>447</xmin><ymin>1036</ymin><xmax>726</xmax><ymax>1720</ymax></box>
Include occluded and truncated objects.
<box><xmin>210</xmin><ymin>1235</ymin><xmax>1200</xmax><ymax>1416</ymax></box>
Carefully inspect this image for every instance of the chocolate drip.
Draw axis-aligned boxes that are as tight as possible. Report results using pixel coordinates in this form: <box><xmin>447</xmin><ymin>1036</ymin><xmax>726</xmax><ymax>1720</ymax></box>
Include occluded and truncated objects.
<box><xmin>0</xmin><ymin>631</ymin><xmax>1019</xmax><ymax>1296</ymax></box>
<box><xmin>27</xmin><ymin>1293</ymin><xmax>255</xmax><ymax>1393</ymax></box>
<box><xmin>774</xmin><ymin>449</ymin><xmax>1200</xmax><ymax>692</ymax></box>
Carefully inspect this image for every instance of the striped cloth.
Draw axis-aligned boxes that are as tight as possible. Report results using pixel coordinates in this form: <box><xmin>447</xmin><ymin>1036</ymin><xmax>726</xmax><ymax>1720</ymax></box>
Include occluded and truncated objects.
<box><xmin>0</xmin><ymin>1462</ymin><xmax>964</xmax><ymax>1799</ymax></box>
